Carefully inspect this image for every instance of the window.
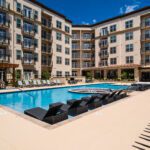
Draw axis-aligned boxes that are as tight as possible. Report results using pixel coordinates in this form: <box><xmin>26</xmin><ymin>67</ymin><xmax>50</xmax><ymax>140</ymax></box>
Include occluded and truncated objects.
<box><xmin>34</xmin><ymin>10</ymin><xmax>38</xmax><ymax>20</ymax></box>
<box><xmin>56</xmin><ymin>32</ymin><xmax>62</xmax><ymax>41</ymax></box>
<box><xmin>65</xmin><ymin>58</ymin><xmax>70</xmax><ymax>65</ymax></box>
<box><xmin>16</xmin><ymin>50</ymin><xmax>22</xmax><ymax>60</ymax></box>
<box><xmin>56</xmin><ymin>44</ymin><xmax>62</xmax><ymax>52</ymax></box>
<box><xmin>144</xmin><ymin>30</ymin><xmax>150</xmax><ymax>39</ymax></box>
<box><xmin>110</xmin><ymin>47</ymin><xmax>116</xmax><ymax>54</ymax></box>
<box><xmin>144</xmin><ymin>43</ymin><xmax>150</xmax><ymax>51</ymax></box>
<box><xmin>145</xmin><ymin>17</ymin><xmax>150</xmax><ymax>27</ymax></box>
<box><xmin>100</xmin><ymin>27</ymin><xmax>108</xmax><ymax>36</ymax></box>
<box><xmin>16</xmin><ymin>18</ymin><xmax>21</xmax><ymax>28</ymax></box>
<box><xmin>56</xmin><ymin>56</ymin><xmax>62</xmax><ymax>64</ymax></box>
<box><xmin>145</xmin><ymin>55</ymin><xmax>150</xmax><ymax>63</ymax></box>
<box><xmin>125</xmin><ymin>32</ymin><xmax>133</xmax><ymax>40</ymax></box>
<box><xmin>65</xmin><ymin>72</ymin><xmax>70</xmax><ymax>77</ymax></box>
<box><xmin>126</xmin><ymin>56</ymin><xmax>134</xmax><ymax>64</ymax></box>
<box><xmin>56</xmin><ymin>71</ymin><xmax>62</xmax><ymax>77</ymax></box>
<box><xmin>56</xmin><ymin>20</ymin><xmax>62</xmax><ymax>29</ymax></box>
<box><xmin>34</xmin><ymin>39</ymin><xmax>38</xmax><ymax>48</ymax></box>
<box><xmin>65</xmin><ymin>26</ymin><xmax>70</xmax><ymax>33</ymax></box>
<box><xmin>16</xmin><ymin>2</ymin><xmax>21</xmax><ymax>13</ymax></box>
<box><xmin>125</xmin><ymin>20</ymin><xmax>133</xmax><ymax>28</ymax></box>
<box><xmin>110</xmin><ymin>24</ymin><xmax>116</xmax><ymax>32</ymax></box>
<box><xmin>110</xmin><ymin>35</ymin><xmax>117</xmax><ymax>43</ymax></box>
<box><xmin>110</xmin><ymin>58</ymin><xmax>117</xmax><ymax>65</ymax></box>
<box><xmin>34</xmin><ymin>24</ymin><xmax>38</xmax><ymax>33</ymax></box>
<box><xmin>34</xmin><ymin>53</ymin><xmax>38</xmax><ymax>62</ymax></box>
<box><xmin>65</xmin><ymin>47</ymin><xmax>70</xmax><ymax>55</ymax></box>
<box><xmin>126</xmin><ymin>44</ymin><xmax>134</xmax><ymax>52</ymax></box>
<box><xmin>65</xmin><ymin>36</ymin><xmax>70</xmax><ymax>44</ymax></box>
<box><xmin>16</xmin><ymin>34</ymin><xmax>21</xmax><ymax>44</ymax></box>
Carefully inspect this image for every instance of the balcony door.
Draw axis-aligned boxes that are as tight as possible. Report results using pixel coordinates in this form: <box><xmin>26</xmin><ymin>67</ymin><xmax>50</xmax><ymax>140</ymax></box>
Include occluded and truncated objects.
<box><xmin>0</xmin><ymin>70</ymin><xmax>5</xmax><ymax>81</ymax></box>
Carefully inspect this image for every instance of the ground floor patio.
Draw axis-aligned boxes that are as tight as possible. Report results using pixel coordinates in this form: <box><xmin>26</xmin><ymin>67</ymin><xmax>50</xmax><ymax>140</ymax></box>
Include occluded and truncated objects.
<box><xmin>82</xmin><ymin>65</ymin><xmax>150</xmax><ymax>82</ymax></box>
<box><xmin>0</xmin><ymin>90</ymin><xmax>150</xmax><ymax>150</ymax></box>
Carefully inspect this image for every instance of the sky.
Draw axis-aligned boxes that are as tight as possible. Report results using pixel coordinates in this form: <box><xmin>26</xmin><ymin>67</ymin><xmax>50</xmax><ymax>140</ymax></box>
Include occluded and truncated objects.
<box><xmin>37</xmin><ymin>0</ymin><xmax>150</xmax><ymax>25</ymax></box>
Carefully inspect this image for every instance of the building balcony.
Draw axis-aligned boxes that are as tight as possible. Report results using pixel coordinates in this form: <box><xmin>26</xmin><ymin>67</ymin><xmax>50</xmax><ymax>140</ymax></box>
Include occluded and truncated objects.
<box><xmin>22</xmin><ymin>44</ymin><xmax>35</xmax><ymax>52</ymax></box>
<box><xmin>22</xmin><ymin>59</ymin><xmax>35</xmax><ymax>70</ymax></box>
<box><xmin>0</xmin><ymin>56</ymin><xmax>10</xmax><ymax>63</ymax></box>
<box><xmin>22</xmin><ymin>28</ymin><xmax>35</xmax><ymax>37</ymax></box>
<box><xmin>141</xmin><ymin>36</ymin><xmax>150</xmax><ymax>42</ymax></box>
<box><xmin>72</xmin><ymin>64</ymin><xmax>80</xmax><ymax>68</ymax></box>
<box><xmin>99</xmin><ymin>43</ymin><xmax>108</xmax><ymax>49</ymax></box>
<box><xmin>22</xmin><ymin>12</ymin><xmax>38</xmax><ymax>22</ymax></box>
<box><xmin>72</xmin><ymin>35</ymin><xmax>80</xmax><ymax>40</ymax></box>
<box><xmin>42</xmin><ymin>23</ymin><xmax>53</xmax><ymax>30</ymax></box>
<box><xmin>99</xmin><ymin>52</ymin><xmax>109</xmax><ymax>58</ymax></box>
<box><xmin>0</xmin><ymin>2</ymin><xmax>10</xmax><ymax>12</ymax></box>
<box><xmin>0</xmin><ymin>38</ymin><xmax>10</xmax><ymax>46</ymax></box>
<box><xmin>42</xmin><ymin>61</ymin><xmax>53</xmax><ymax>69</ymax></box>
<box><xmin>0</xmin><ymin>20</ymin><xmax>10</xmax><ymax>29</ymax></box>
<box><xmin>42</xmin><ymin>36</ymin><xmax>53</xmax><ymax>43</ymax></box>
<box><xmin>72</xmin><ymin>46</ymin><xmax>80</xmax><ymax>50</ymax></box>
<box><xmin>42</xmin><ymin>48</ymin><xmax>53</xmax><ymax>55</ymax></box>
<box><xmin>99</xmin><ymin>62</ymin><xmax>108</xmax><ymax>67</ymax></box>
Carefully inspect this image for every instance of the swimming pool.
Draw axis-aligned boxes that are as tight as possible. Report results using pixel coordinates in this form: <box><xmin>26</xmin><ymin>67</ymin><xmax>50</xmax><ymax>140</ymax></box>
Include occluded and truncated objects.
<box><xmin>0</xmin><ymin>83</ymin><xmax>128</xmax><ymax>112</ymax></box>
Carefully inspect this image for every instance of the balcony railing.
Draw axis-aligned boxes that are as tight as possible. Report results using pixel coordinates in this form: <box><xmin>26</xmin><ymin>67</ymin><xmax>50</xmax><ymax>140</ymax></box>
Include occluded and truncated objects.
<box><xmin>42</xmin><ymin>48</ymin><xmax>53</xmax><ymax>54</ymax></box>
<box><xmin>99</xmin><ymin>62</ymin><xmax>108</xmax><ymax>67</ymax></box>
<box><xmin>22</xmin><ymin>11</ymin><xmax>38</xmax><ymax>21</ymax></box>
<box><xmin>22</xmin><ymin>44</ymin><xmax>35</xmax><ymax>51</ymax></box>
<box><xmin>0</xmin><ymin>55</ymin><xmax>10</xmax><ymax>63</ymax></box>
<box><xmin>72</xmin><ymin>63</ymin><xmax>80</xmax><ymax>68</ymax></box>
<box><xmin>42</xmin><ymin>35</ymin><xmax>53</xmax><ymax>43</ymax></box>
<box><xmin>0</xmin><ymin>38</ymin><xmax>10</xmax><ymax>45</ymax></box>
<box><xmin>0</xmin><ymin>20</ymin><xmax>10</xmax><ymax>28</ymax></box>
<box><xmin>72</xmin><ymin>35</ymin><xmax>80</xmax><ymax>40</ymax></box>
<box><xmin>22</xmin><ymin>28</ymin><xmax>35</xmax><ymax>37</ymax></box>
<box><xmin>72</xmin><ymin>45</ymin><xmax>80</xmax><ymax>50</ymax></box>
<box><xmin>0</xmin><ymin>2</ymin><xmax>10</xmax><ymax>11</ymax></box>
<box><xmin>72</xmin><ymin>54</ymin><xmax>80</xmax><ymax>59</ymax></box>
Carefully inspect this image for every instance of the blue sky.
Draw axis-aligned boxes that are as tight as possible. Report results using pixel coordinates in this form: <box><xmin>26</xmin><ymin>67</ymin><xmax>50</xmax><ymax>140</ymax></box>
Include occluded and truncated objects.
<box><xmin>37</xmin><ymin>0</ymin><xmax>150</xmax><ymax>25</ymax></box>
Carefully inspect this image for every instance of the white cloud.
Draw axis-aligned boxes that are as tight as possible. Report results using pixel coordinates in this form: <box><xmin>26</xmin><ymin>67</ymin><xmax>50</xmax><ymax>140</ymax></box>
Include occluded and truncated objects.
<box><xmin>119</xmin><ymin>0</ymin><xmax>141</xmax><ymax>14</ymax></box>
<box><xmin>124</xmin><ymin>4</ymin><xmax>139</xmax><ymax>13</ymax></box>
<box><xmin>92</xmin><ymin>19</ymin><xmax>97</xmax><ymax>23</ymax></box>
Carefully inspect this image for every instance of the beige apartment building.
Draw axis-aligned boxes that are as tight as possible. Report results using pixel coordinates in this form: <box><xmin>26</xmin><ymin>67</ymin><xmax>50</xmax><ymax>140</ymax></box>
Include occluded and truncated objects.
<box><xmin>72</xmin><ymin>7</ymin><xmax>150</xmax><ymax>81</ymax></box>
<box><xmin>0</xmin><ymin>0</ymin><xmax>72</xmax><ymax>82</ymax></box>
<box><xmin>0</xmin><ymin>0</ymin><xmax>150</xmax><ymax>82</ymax></box>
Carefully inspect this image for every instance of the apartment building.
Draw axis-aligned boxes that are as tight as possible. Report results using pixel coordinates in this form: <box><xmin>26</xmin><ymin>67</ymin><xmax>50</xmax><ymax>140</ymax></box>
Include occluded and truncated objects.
<box><xmin>72</xmin><ymin>27</ymin><xmax>95</xmax><ymax>76</ymax></box>
<box><xmin>0</xmin><ymin>0</ymin><xmax>72</xmax><ymax>82</ymax></box>
<box><xmin>72</xmin><ymin>7</ymin><xmax>150</xmax><ymax>81</ymax></box>
<box><xmin>0</xmin><ymin>0</ymin><xmax>150</xmax><ymax>82</ymax></box>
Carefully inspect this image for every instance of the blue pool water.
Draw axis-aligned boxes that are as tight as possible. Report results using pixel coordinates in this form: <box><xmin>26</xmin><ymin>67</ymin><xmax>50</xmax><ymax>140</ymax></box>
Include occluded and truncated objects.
<box><xmin>0</xmin><ymin>83</ymin><xmax>128</xmax><ymax>112</ymax></box>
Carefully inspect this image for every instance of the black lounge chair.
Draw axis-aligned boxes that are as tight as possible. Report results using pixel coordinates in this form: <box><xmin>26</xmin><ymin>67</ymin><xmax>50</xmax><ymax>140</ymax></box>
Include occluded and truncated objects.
<box><xmin>24</xmin><ymin>102</ymin><xmax>68</xmax><ymax>125</ymax></box>
<box><xmin>102</xmin><ymin>91</ymin><xmax>118</xmax><ymax>105</ymax></box>
<box><xmin>115</xmin><ymin>90</ymin><xmax>127</xmax><ymax>100</ymax></box>
<box><xmin>67</xmin><ymin>99</ymin><xmax>88</xmax><ymax>116</ymax></box>
<box><xmin>81</xmin><ymin>96</ymin><xmax>103</xmax><ymax>110</ymax></box>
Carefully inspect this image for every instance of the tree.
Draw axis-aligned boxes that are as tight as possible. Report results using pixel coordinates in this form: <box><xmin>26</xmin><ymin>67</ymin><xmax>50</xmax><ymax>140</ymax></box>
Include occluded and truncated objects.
<box><xmin>42</xmin><ymin>70</ymin><xmax>50</xmax><ymax>80</ymax></box>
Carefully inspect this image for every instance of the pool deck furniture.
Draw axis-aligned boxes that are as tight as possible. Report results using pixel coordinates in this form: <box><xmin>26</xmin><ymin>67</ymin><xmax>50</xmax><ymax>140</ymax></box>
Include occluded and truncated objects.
<box><xmin>81</xmin><ymin>96</ymin><xmax>103</xmax><ymax>110</ymax></box>
<box><xmin>67</xmin><ymin>99</ymin><xmax>88</xmax><ymax>116</ymax></box>
<box><xmin>24</xmin><ymin>102</ymin><xmax>68</xmax><ymax>125</ymax></box>
<box><xmin>18</xmin><ymin>81</ymin><xmax>25</xmax><ymax>88</ymax></box>
<box><xmin>42</xmin><ymin>80</ymin><xmax>48</xmax><ymax>86</ymax></box>
<box><xmin>24</xmin><ymin>80</ymin><xmax>32</xmax><ymax>87</ymax></box>
<box><xmin>1</xmin><ymin>90</ymin><xmax>150</xmax><ymax>150</ymax></box>
<box><xmin>0</xmin><ymin>81</ymin><xmax>6</xmax><ymax>89</ymax></box>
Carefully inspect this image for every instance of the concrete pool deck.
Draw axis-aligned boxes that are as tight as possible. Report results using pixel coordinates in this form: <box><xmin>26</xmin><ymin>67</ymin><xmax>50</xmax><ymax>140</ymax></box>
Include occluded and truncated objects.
<box><xmin>0</xmin><ymin>81</ymin><xmax>130</xmax><ymax>94</ymax></box>
<box><xmin>0</xmin><ymin>90</ymin><xmax>150</xmax><ymax>150</ymax></box>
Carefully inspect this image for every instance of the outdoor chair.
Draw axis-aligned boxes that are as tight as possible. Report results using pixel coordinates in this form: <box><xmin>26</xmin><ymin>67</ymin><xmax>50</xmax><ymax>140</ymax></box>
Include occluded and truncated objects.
<box><xmin>67</xmin><ymin>99</ymin><xmax>88</xmax><ymax>116</ymax></box>
<box><xmin>18</xmin><ymin>81</ymin><xmax>24</xmax><ymax>88</ymax></box>
<box><xmin>24</xmin><ymin>102</ymin><xmax>68</xmax><ymax>125</ymax></box>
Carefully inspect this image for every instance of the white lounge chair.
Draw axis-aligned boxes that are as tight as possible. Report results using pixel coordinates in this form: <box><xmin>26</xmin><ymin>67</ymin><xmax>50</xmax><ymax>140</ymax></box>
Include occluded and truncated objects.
<box><xmin>37</xmin><ymin>80</ymin><xmax>42</xmax><ymax>86</ymax></box>
<box><xmin>18</xmin><ymin>81</ymin><xmax>24</xmax><ymax>88</ymax></box>
<box><xmin>33</xmin><ymin>80</ymin><xmax>38</xmax><ymax>86</ymax></box>
<box><xmin>24</xmin><ymin>80</ymin><xmax>32</xmax><ymax>87</ymax></box>
<box><xmin>56</xmin><ymin>79</ymin><xmax>63</xmax><ymax>85</ymax></box>
<box><xmin>42</xmin><ymin>80</ymin><xmax>47</xmax><ymax>86</ymax></box>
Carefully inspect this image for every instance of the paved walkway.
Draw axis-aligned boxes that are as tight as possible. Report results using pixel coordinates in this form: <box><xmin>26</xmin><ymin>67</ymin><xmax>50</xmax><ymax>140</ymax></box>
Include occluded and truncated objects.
<box><xmin>0</xmin><ymin>90</ymin><xmax>150</xmax><ymax>150</ymax></box>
